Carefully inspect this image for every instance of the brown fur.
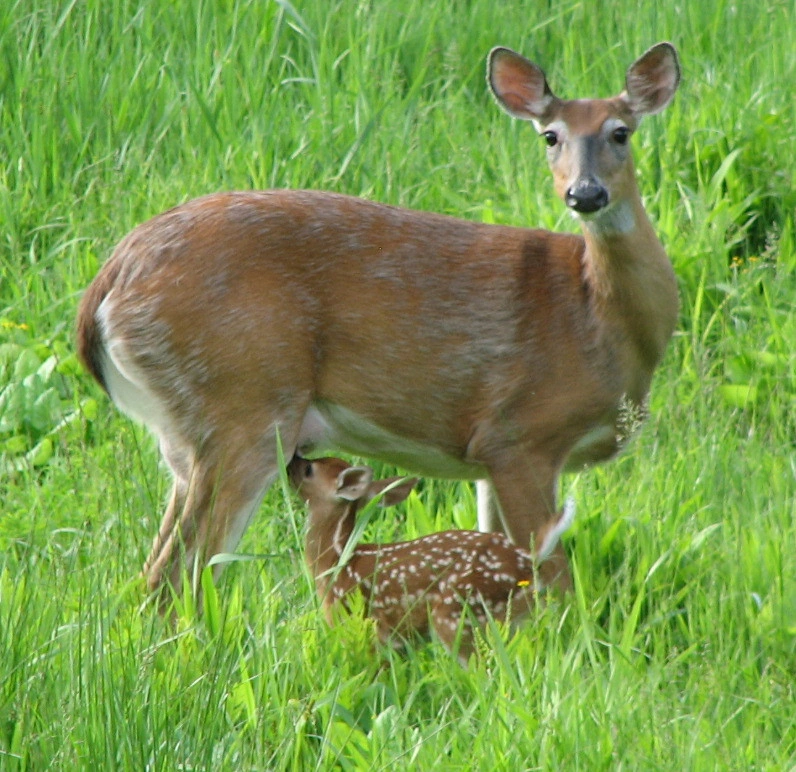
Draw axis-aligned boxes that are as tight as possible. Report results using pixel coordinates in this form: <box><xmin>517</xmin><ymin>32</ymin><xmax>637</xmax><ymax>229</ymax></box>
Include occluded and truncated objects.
<box><xmin>75</xmin><ymin>44</ymin><xmax>680</xmax><ymax>604</ymax></box>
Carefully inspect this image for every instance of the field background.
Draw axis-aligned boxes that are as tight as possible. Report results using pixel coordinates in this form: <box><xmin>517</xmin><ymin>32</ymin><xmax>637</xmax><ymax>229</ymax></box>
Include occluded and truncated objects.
<box><xmin>1</xmin><ymin>0</ymin><xmax>795</xmax><ymax>769</ymax></box>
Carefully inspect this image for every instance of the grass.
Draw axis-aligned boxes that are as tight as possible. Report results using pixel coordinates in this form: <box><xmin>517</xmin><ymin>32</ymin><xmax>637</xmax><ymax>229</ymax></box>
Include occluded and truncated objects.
<box><xmin>2</xmin><ymin>0</ymin><xmax>795</xmax><ymax>768</ymax></box>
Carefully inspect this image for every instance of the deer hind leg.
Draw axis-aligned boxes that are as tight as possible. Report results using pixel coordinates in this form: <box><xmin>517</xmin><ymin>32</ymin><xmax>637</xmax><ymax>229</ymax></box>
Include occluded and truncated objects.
<box><xmin>484</xmin><ymin>448</ymin><xmax>572</xmax><ymax>591</ymax></box>
<box><xmin>143</xmin><ymin>436</ymin><xmax>191</xmax><ymax>584</ymax></box>
<box><xmin>143</xmin><ymin>420</ymin><xmax>298</xmax><ymax>606</ymax></box>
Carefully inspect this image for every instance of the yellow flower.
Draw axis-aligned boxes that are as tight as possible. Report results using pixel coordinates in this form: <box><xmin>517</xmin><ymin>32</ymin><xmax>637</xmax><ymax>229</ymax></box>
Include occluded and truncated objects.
<box><xmin>0</xmin><ymin>320</ymin><xmax>29</xmax><ymax>331</ymax></box>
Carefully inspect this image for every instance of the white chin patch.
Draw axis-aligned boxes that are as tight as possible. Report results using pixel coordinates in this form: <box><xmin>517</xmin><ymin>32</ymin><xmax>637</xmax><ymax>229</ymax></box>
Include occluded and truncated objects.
<box><xmin>580</xmin><ymin>201</ymin><xmax>635</xmax><ymax>235</ymax></box>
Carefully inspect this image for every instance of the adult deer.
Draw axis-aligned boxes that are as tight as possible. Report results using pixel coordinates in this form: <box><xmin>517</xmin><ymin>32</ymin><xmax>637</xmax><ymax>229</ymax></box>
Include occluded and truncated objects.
<box><xmin>288</xmin><ymin>455</ymin><xmax>576</xmax><ymax>664</ymax></box>
<box><xmin>76</xmin><ymin>42</ymin><xmax>680</xmax><ymax>603</ymax></box>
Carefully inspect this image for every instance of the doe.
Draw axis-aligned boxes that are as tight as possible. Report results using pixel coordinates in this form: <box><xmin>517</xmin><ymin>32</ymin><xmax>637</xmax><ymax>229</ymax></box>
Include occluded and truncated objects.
<box><xmin>288</xmin><ymin>455</ymin><xmax>575</xmax><ymax>664</ymax></box>
<box><xmin>76</xmin><ymin>42</ymin><xmax>680</xmax><ymax>603</ymax></box>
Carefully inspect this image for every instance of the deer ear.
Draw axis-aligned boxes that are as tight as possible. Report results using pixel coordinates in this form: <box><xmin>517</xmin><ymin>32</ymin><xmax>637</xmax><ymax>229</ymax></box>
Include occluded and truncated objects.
<box><xmin>335</xmin><ymin>466</ymin><xmax>374</xmax><ymax>502</ymax></box>
<box><xmin>622</xmin><ymin>42</ymin><xmax>680</xmax><ymax>118</ymax></box>
<box><xmin>367</xmin><ymin>477</ymin><xmax>419</xmax><ymax>507</ymax></box>
<box><xmin>488</xmin><ymin>47</ymin><xmax>558</xmax><ymax>124</ymax></box>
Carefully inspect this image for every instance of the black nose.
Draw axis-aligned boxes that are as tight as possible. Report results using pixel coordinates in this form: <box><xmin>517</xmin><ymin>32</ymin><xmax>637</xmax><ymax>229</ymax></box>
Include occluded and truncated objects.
<box><xmin>566</xmin><ymin>179</ymin><xmax>609</xmax><ymax>213</ymax></box>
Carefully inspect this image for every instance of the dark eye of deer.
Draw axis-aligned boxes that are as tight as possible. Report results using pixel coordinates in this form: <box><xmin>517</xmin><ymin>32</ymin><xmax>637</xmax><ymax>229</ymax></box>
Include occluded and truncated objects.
<box><xmin>542</xmin><ymin>131</ymin><xmax>558</xmax><ymax>148</ymax></box>
<box><xmin>612</xmin><ymin>127</ymin><xmax>630</xmax><ymax>145</ymax></box>
<box><xmin>304</xmin><ymin>463</ymin><xmax>313</xmax><ymax>478</ymax></box>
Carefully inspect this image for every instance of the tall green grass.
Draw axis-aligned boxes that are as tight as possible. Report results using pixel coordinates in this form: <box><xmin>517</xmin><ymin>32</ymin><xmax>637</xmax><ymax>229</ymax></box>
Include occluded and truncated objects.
<box><xmin>2</xmin><ymin>0</ymin><xmax>794</xmax><ymax>768</ymax></box>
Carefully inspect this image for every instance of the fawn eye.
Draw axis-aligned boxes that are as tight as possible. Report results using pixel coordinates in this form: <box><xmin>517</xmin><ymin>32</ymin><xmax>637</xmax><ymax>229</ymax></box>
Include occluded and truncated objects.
<box><xmin>612</xmin><ymin>126</ymin><xmax>630</xmax><ymax>145</ymax></box>
<box><xmin>542</xmin><ymin>130</ymin><xmax>558</xmax><ymax>148</ymax></box>
<box><xmin>303</xmin><ymin>462</ymin><xmax>313</xmax><ymax>478</ymax></box>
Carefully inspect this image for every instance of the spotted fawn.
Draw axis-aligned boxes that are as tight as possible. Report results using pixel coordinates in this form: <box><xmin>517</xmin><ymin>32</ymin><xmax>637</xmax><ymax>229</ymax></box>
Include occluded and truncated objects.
<box><xmin>288</xmin><ymin>455</ymin><xmax>575</xmax><ymax>664</ymax></box>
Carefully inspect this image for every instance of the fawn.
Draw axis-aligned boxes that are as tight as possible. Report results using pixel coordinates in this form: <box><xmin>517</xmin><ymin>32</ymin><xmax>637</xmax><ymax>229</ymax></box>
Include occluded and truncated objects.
<box><xmin>288</xmin><ymin>455</ymin><xmax>575</xmax><ymax>664</ymax></box>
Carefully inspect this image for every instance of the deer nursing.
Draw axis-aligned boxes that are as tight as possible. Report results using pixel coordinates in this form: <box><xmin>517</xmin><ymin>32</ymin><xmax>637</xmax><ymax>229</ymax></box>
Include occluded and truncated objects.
<box><xmin>76</xmin><ymin>43</ymin><xmax>680</xmax><ymax>603</ymax></box>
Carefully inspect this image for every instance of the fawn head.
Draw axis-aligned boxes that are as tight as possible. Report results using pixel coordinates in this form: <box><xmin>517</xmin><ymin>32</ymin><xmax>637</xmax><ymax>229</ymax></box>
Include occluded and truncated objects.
<box><xmin>287</xmin><ymin>456</ymin><xmax>418</xmax><ymax>521</ymax></box>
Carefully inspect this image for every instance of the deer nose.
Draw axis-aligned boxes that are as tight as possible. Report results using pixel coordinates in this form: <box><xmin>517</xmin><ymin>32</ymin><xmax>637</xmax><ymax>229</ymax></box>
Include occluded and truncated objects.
<box><xmin>565</xmin><ymin>179</ymin><xmax>609</xmax><ymax>214</ymax></box>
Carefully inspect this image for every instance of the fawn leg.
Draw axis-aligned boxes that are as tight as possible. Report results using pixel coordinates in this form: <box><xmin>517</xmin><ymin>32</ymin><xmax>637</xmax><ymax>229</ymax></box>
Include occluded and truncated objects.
<box><xmin>432</xmin><ymin>595</ymin><xmax>475</xmax><ymax>666</ymax></box>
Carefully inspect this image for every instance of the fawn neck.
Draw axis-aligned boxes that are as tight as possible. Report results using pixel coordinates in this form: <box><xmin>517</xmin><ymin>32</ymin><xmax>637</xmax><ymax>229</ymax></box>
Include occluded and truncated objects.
<box><xmin>305</xmin><ymin>502</ymin><xmax>358</xmax><ymax>588</ymax></box>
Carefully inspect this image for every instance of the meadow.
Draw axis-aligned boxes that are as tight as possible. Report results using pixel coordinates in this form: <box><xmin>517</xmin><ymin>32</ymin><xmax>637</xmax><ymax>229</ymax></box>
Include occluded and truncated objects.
<box><xmin>1</xmin><ymin>0</ymin><xmax>795</xmax><ymax>768</ymax></box>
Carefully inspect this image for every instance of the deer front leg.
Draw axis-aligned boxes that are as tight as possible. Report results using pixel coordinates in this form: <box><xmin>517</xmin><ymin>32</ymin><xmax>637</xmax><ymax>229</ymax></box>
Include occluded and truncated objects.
<box><xmin>484</xmin><ymin>449</ymin><xmax>572</xmax><ymax>592</ymax></box>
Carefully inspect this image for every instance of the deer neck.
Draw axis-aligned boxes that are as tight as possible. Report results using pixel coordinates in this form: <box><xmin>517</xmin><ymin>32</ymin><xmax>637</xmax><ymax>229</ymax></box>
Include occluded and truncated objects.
<box><xmin>580</xmin><ymin>195</ymin><xmax>678</xmax><ymax>383</ymax></box>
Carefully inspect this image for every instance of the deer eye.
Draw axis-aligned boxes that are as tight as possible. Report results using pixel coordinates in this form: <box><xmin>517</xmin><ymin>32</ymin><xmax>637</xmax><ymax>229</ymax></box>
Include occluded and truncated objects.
<box><xmin>612</xmin><ymin>126</ymin><xmax>630</xmax><ymax>145</ymax></box>
<box><xmin>542</xmin><ymin>130</ymin><xmax>558</xmax><ymax>148</ymax></box>
<box><xmin>304</xmin><ymin>462</ymin><xmax>313</xmax><ymax>478</ymax></box>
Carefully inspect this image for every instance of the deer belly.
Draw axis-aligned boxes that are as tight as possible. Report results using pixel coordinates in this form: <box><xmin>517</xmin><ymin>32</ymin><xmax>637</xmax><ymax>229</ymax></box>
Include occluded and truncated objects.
<box><xmin>297</xmin><ymin>401</ymin><xmax>486</xmax><ymax>480</ymax></box>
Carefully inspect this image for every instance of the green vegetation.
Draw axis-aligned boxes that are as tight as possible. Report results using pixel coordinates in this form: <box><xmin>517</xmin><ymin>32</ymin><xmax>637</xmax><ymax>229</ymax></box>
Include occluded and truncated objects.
<box><xmin>2</xmin><ymin>0</ymin><xmax>794</xmax><ymax>768</ymax></box>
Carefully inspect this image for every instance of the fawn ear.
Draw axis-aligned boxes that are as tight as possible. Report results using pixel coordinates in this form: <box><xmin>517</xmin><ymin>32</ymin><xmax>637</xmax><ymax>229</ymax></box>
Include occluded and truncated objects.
<box><xmin>367</xmin><ymin>476</ymin><xmax>419</xmax><ymax>507</ymax></box>
<box><xmin>335</xmin><ymin>466</ymin><xmax>374</xmax><ymax>502</ymax></box>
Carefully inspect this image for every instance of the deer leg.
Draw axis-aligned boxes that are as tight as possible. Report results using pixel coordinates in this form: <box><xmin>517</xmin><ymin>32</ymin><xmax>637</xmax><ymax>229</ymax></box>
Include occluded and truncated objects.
<box><xmin>145</xmin><ymin>461</ymin><xmax>276</xmax><ymax>606</ymax></box>
<box><xmin>432</xmin><ymin>595</ymin><xmax>476</xmax><ymax>666</ymax></box>
<box><xmin>475</xmin><ymin>479</ymin><xmax>504</xmax><ymax>532</ymax></box>
<box><xmin>143</xmin><ymin>436</ymin><xmax>192</xmax><ymax>583</ymax></box>
<box><xmin>144</xmin><ymin>424</ymin><xmax>294</xmax><ymax>607</ymax></box>
<box><xmin>143</xmin><ymin>477</ymin><xmax>187</xmax><ymax>585</ymax></box>
<box><xmin>485</xmin><ymin>449</ymin><xmax>572</xmax><ymax>591</ymax></box>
